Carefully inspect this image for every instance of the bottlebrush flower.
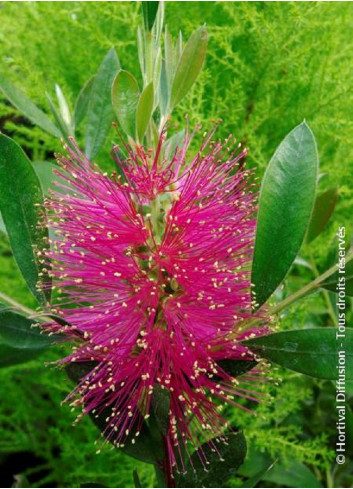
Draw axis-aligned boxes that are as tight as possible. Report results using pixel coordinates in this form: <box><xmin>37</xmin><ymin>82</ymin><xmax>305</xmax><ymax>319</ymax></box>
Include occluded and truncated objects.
<box><xmin>42</xmin><ymin>127</ymin><xmax>267</xmax><ymax>471</ymax></box>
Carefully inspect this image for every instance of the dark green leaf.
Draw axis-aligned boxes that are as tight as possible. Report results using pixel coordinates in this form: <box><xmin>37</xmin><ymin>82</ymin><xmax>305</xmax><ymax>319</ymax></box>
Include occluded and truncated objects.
<box><xmin>133</xmin><ymin>470</ymin><xmax>142</xmax><ymax>488</ymax></box>
<box><xmin>217</xmin><ymin>359</ymin><xmax>258</xmax><ymax>378</ymax></box>
<box><xmin>242</xmin><ymin>328</ymin><xmax>353</xmax><ymax>380</ymax></box>
<box><xmin>263</xmin><ymin>460</ymin><xmax>323</xmax><ymax>488</ymax></box>
<box><xmin>242</xmin><ymin>460</ymin><xmax>277</xmax><ymax>488</ymax></box>
<box><xmin>0</xmin><ymin>344</ymin><xmax>46</xmax><ymax>368</ymax></box>
<box><xmin>85</xmin><ymin>48</ymin><xmax>120</xmax><ymax>160</ymax></box>
<box><xmin>150</xmin><ymin>385</ymin><xmax>170</xmax><ymax>435</ymax></box>
<box><xmin>136</xmin><ymin>82</ymin><xmax>154</xmax><ymax>142</ymax></box>
<box><xmin>170</xmin><ymin>26</ymin><xmax>207</xmax><ymax>109</ymax></box>
<box><xmin>66</xmin><ymin>362</ymin><xmax>164</xmax><ymax>464</ymax></box>
<box><xmin>321</xmin><ymin>255</ymin><xmax>353</xmax><ymax>296</ymax></box>
<box><xmin>252</xmin><ymin>122</ymin><xmax>318</xmax><ymax>308</ymax></box>
<box><xmin>74</xmin><ymin>76</ymin><xmax>95</xmax><ymax>128</ymax></box>
<box><xmin>0</xmin><ymin>73</ymin><xmax>61</xmax><ymax>138</ymax></box>
<box><xmin>142</xmin><ymin>1</ymin><xmax>159</xmax><ymax>30</ymax></box>
<box><xmin>306</xmin><ymin>187</ymin><xmax>339</xmax><ymax>243</ymax></box>
<box><xmin>46</xmin><ymin>93</ymin><xmax>70</xmax><ymax>140</ymax></box>
<box><xmin>0</xmin><ymin>134</ymin><xmax>50</xmax><ymax>304</ymax></box>
<box><xmin>175</xmin><ymin>431</ymin><xmax>247</xmax><ymax>488</ymax></box>
<box><xmin>0</xmin><ymin>309</ymin><xmax>55</xmax><ymax>349</ymax></box>
<box><xmin>112</xmin><ymin>70</ymin><xmax>139</xmax><ymax>138</ymax></box>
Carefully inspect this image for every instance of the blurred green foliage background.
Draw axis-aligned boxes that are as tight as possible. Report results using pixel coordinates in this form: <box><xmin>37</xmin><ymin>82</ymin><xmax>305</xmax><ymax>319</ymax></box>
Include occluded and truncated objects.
<box><xmin>0</xmin><ymin>1</ymin><xmax>352</xmax><ymax>487</ymax></box>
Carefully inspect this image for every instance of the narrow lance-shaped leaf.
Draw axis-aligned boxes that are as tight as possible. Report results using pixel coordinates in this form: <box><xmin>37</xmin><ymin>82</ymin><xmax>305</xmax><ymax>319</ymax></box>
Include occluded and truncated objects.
<box><xmin>0</xmin><ymin>345</ymin><xmax>47</xmax><ymax>368</ymax></box>
<box><xmin>46</xmin><ymin>93</ymin><xmax>70</xmax><ymax>140</ymax></box>
<box><xmin>0</xmin><ymin>73</ymin><xmax>61</xmax><ymax>138</ymax></box>
<box><xmin>175</xmin><ymin>431</ymin><xmax>247</xmax><ymax>488</ymax></box>
<box><xmin>261</xmin><ymin>460</ymin><xmax>323</xmax><ymax>488</ymax></box>
<box><xmin>0</xmin><ymin>134</ymin><xmax>50</xmax><ymax>304</ymax></box>
<box><xmin>0</xmin><ymin>309</ymin><xmax>58</xmax><ymax>368</ymax></box>
<box><xmin>242</xmin><ymin>328</ymin><xmax>353</xmax><ymax>380</ymax></box>
<box><xmin>32</xmin><ymin>161</ymin><xmax>59</xmax><ymax>195</ymax></box>
<box><xmin>133</xmin><ymin>470</ymin><xmax>142</xmax><ymax>488</ymax></box>
<box><xmin>306</xmin><ymin>187</ymin><xmax>339</xmax><ymax>243</ymax></box>
<box><xmin>55</xmin><ymin>84</ymin><xmax>73</xmax><ymax>132</ymax></box>
<box><xmin>251</xmin><ymin>122</ymin><xmax>318</xmax><ymax>308</ymax></box>
<box><xmin>0</xmin><ymin>213</ymin><xmax>6</xmax><ymax>235</ymax></box>
<box><xmin>136</xmin><ymin>81</ymin><xmax>154</xmax><ymax>142</ymax></box>
<box><xmin>85</xmin><ymin>48</ymin><xmax>120</xmax><ymax>160</ymax></box>
<box><xmin>1</xmin><ymin>160</ymin><xmax>60</xmax><ymax>236</ymax></box>
<box><xmin>242</xmin><ymin>460</ymin><xmax>277</xmax><ymax>488</ymax></box>
<box><xmin>74</xmin><ymin>75</ymin><xmax>95</xmax><ymax>128</ymax></box>
<box><xmin>112</xmin><ymin>70</ymin><xmax>140</xmax><ymax>138</ymax></box>
<box><xmin>142</xmin><ymin>1</ymin><xmax>159</xmax><ymax>31</ymax></box>
<box><xmin>170</xmin><ymin>25</ymin><xmax>207</xmax><ymax>109</ymax></box>
<box><xmin>0</xmin><ymin>309</ymin><xmax>56</xmax><ymax>349</ymax></box>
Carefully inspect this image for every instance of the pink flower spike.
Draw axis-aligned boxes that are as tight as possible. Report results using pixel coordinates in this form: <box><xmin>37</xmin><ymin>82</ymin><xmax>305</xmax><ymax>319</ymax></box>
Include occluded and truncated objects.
<box><xmin>42</xmin><ymin>127</ymin><xmax>268</xmax><ymax>469</ymax></box>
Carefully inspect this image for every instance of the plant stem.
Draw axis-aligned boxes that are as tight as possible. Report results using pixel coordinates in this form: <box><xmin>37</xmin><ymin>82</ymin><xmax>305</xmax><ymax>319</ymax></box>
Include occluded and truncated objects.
<box><xmin>309</xmin><ymin>249</ymin><xmax>337</xmax><ymax>325</ymax></box>
<box><xmin>0</xmin><ymin>292</ymin><xmax>53</xmax><ymax>322</ymax></box>
<box><xmin>269</xmin><ymin>252</ymin><xmax>352</xmax><ymax>316</ymax></box>
<box><xmin>0</xmin><ymin>292</ymin><xmax>36</xmax><ymax>316</ymax></box>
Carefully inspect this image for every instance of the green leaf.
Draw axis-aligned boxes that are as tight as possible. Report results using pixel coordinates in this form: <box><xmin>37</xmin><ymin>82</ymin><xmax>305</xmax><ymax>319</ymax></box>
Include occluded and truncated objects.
<box><xmin>0</xmin><ymin>213</ymin><xmax>7</xmax><ymax>235</ymax></box>
<box><xmin>133</xmin><ymin>470</ymin><xmax>142</xmax><ymax>488</ymax></box>
<box><xmin>159</xmin><ymin>61</ymin><xmax>169</xmax><ymax>115</ymax></box>
<box><xmin>142</xmin><ymin>1</ymin><xmax>159</xmax><ymax>30</ymax></box>
<box><xmin>0</xmin><ymin>344</ymin><xmax>46</xmax><ymax>368</ymax></box>
<box><xmin>242</xmin><ymin>460</ymin><xmax>277</xmax><ymax>488</ymax></box>
<box><xmin>150</xmin><ymin>385</ymin><xmax>170</xmax><ymax>435</ymax></box>
<box><xmin>175</xmin><ymin>431</ymin><xmax>247</xmax><ymax>488</ymax></box>
<box><xmin>0</xmin><ymin>73</ymin><xmax>61</xmax><ymax>138</ymax></box>
<box><xmin>306</xmin><ymin>187</ymin><xmax>339</xmax><ymax>243</ymax></box>
<box><xmin>112</xmin><ymin>70</ymin><xmax>139</xmax><ymax>138</ymax></box>
<box><xmin>136</xmin><ymin>82</ymin><xmax>154</xmax><ymax>142</ymax></box>
<box><xmin>217</xmin><ymin>359</ymin><xmax>258</xmax><ymax>378</ymax></box>
<box><xmin>170</xmin><ymin>26</ymin><xmax>207</xmax><ymax>109</ymax></box>
<box><xmin>251</xmin><ymin>122</ymin><xmax>318</xmax><ymax>308</ymax></box>
<box><xmin>55</xmin><ymin>84</ymin><xmax>73</xmax><ymax>133</ymax></box>
<box><xmin>66</xmin><ymin>362</ymin><xmax>164</xmax><ymax>464</ymax></box>
<box><xmin>263</xmin><ymin>460</ymin><xmax>323</xmax><ymax>488</ymax></box>
<box><xmin>74</xmin><ymin>76</ymin><xmax>95</xmax><ymax>128</ymax></box>
<box><xmin>163</xmin><ymin>130</ymin><xmax>185</xmax><ymax>161</ymax></box>
<box><xmin>32</xmin><ymin>161</ymin><xmax>73</xmax><ymax>200</ymax></box>
<box><xmin>321</xmin><ymin>255</ymin><xmax>353</xmax><ymax>296</ymax></box>
<box><xmin>242</xmin><ymin>328</ymin><xmax>353</xmax><ymax>380</ymax></box>
<box><xmin>32</xmin><ymin>161</ymin><xmax>58</xmax><ymax>195</ymax></box>
<box><xmin>0</xmin><ymin>309</ymin><xmax>55</xmax><ymax>349</ymax></box>
<box><xmin>0</xmin><ymin>308</ymin><xmax>57</xmax><ymax>368</ymax></box>
<box><xmin>0</xmin><ymin>134</ymin><xmax>50</xmax><ymax>305</ymax></box>
<box><xmin>46</xmin><ymin>93</ymin><xmax>70</xmax><ymax>140</ymax></box>
<box><xmin>85</xmin><ymin>48</ymin><xmax>120</xmax><ymax>160</ymax></box>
